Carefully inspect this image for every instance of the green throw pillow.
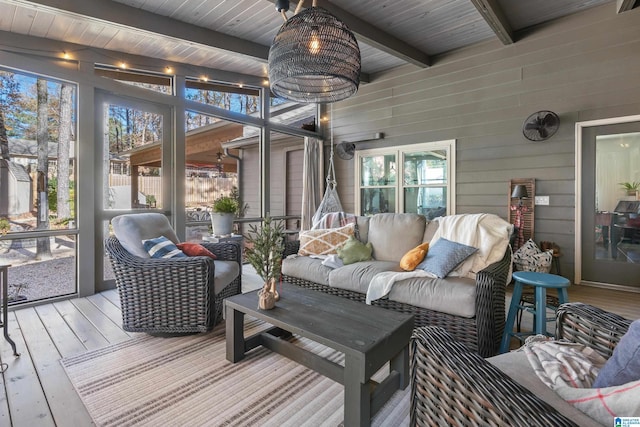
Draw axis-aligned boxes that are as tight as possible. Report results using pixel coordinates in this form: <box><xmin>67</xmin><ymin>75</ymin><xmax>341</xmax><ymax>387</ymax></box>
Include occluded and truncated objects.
<box><xmin>336</xmin><ymin>236</ymin><xmax>373</xmax><ymax>265</ymax></box>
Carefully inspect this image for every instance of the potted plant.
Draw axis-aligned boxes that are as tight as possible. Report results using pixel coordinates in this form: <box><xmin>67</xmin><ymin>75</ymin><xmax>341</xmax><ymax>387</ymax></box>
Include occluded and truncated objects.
<box><xmin>211</xmin><ymin>195</ymin><xmax>239</xmax><ymax>236</ymax></box>
<box><xmin>244</xmin><ymin>216</ymin><xmax>285</xmax><ymax>310</ymax></box>
<box><xmin>619</xmin><ymin>181</ymin><xmax>640</xmax><ymax>196</ymax></box>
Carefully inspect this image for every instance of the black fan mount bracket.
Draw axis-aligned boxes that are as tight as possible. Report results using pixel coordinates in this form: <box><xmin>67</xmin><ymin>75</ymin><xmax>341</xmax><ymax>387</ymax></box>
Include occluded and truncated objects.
<box><xmin>522</xmin><ymin>110</ymin><xmax>560</xmax><ymax>142</ymax></box>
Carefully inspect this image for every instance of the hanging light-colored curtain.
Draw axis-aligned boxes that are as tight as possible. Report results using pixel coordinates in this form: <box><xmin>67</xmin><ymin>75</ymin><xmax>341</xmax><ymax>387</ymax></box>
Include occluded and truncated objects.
<box><xmin>301</xmin><ymin>137</ymin><xmax>323</xmax><ymax>231</ymax></box>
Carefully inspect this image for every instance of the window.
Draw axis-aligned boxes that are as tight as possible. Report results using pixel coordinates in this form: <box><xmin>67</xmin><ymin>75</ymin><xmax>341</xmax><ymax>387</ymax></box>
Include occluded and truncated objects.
<box><xmin>356</xmin><ymin>140</ymin><xmax>455</xmax><ymax>218</ymax></box>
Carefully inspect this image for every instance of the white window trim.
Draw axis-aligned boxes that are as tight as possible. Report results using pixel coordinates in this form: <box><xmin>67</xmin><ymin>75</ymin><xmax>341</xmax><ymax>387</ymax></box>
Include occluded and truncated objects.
<box><xmin>355</xmin><ymin>140</ymin><xmax>456</xmax><ymax>216</ymax></box>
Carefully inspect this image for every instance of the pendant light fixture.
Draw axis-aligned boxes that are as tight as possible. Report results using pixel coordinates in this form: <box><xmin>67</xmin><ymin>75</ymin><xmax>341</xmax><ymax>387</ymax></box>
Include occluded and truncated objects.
<box><xmin>268</xmin><ymin>0</ymin><xmax>361</xmax><ymax>104</ymax></box>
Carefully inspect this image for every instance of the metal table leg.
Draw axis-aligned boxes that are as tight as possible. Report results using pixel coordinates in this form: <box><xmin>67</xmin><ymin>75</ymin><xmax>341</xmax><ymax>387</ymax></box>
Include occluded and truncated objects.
<box><xmin>1</xmin><ymin>265</ymin><xmax>19</xmax><ymax>356</ymax></box>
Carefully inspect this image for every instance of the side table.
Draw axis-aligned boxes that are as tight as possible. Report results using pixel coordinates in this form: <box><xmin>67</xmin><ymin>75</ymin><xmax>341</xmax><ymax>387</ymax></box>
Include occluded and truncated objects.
<box><xmin>500</xmin><ymin>271</ymin><xmax>570</xmax><ymax>354</ymax></box>
<box><xmin>1</xmin><ymin>265</ymin><xmax>19</xmax><ymax>356</ymax></box>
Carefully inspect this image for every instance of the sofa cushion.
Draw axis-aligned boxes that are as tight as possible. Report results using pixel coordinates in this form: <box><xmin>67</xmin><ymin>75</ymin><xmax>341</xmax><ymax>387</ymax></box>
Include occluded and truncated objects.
<box><xmin>329</xmin><ymin>260</ymin><xmax>401</xmax><ymax>294</ymax></box>
<box><xmin>337</xmin><ymin>236</ymin><xmax>373</xmax><ymax>265</ymax></box>
<box><xmin>488</xmin><ymin>352</ymin><xmax>602</xmax><ymax>427</ymax></box>
<box><xmin>282</xmin><ymin>256</ymin><xmax>332</xmax><ymax>286</ymax></box>
<box><xmin>593</xmin><ymin>319</ymin><xmax>640</xmax><ymax>388</ymax></box>
<box><xmin>356</xmin><ymin>216</ymin><xmax>371</xmax><ymax>243</ymax></box>
<box><xmin>399</xmin><ymin>242</ymin><xmax>429</xmax><ymax>271</ymax></box>
<box><xmin>422</xmin><ymin>219</ymin><xmax>439</xmax><ymax>244</ymax></box>
<box><xmin>388</xmin><ymin>275</ymin><xmax>477</xmax><ymax>318</ymax></box>
<box><xmin>416</xmin><ymin>238</ymin><xmax>477</xmax><ymax>278</ymax></box>
<box><xmin>367</xmin><ymin>213</ymin><xmax>425</xmax><ymax>262</ymax></box>
<box><xmin>298</xmin><ymin>223</ymin><xmax>355</xmax><ymax>256</ymax></box>
<box><xmin>112</xmin><ymin>213</ymin><xmax>180</xmax><ymax>258</ymax></box>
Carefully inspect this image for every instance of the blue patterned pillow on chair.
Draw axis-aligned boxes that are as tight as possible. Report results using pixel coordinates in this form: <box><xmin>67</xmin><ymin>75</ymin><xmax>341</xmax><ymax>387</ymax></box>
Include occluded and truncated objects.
<box><xmin>416</xmin><ymin>238</ymin><xmax>477</xmax><ymax>278</ymax></box>
<box><xmin>142</xmin><ymin>236</ymin><xmax>187</xmax><ymax>259</ymax></box>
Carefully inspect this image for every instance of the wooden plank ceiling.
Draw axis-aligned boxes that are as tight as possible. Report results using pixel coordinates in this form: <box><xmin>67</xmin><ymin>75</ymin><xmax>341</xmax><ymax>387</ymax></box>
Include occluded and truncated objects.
<box><xmin>0</xmin><ymin>0</ymin><xmax>633</xmax><ymax>81</ymax></box>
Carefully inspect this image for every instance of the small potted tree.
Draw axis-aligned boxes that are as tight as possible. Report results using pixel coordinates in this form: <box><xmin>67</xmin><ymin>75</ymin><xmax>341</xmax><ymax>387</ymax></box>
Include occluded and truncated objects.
<box><xmin>244</xmin><ymin>216</ymin><xmax>285</xmax><ymax>310</ymax></box>
<box><xmin>211</xmin><ymin>195</ymin><xmax>238</xmax><ymax>236</ymax></box>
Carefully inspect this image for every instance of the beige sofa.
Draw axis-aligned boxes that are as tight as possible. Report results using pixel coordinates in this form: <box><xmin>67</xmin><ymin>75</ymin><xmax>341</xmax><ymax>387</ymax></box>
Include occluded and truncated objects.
<box><xmin>282</xmin><ymin>212</ymin><xmax>513</xmax><ymax>357</ymax></box>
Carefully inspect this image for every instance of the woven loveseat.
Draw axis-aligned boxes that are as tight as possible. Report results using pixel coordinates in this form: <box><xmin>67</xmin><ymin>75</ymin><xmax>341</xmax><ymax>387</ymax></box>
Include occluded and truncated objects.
<box><xmin>105</xmin><ymin>213</ymin><xmax>242</xmax><ymax>334</ymax></box>
<box><xmin>282</xmin><ymin>212</ymin><xmax>513</xmax><ymax>357</ymax></box>
<box><xmin>410</xmin><ymin>303</ymin><xmax>633</xmax><ymax>426</ymax></box>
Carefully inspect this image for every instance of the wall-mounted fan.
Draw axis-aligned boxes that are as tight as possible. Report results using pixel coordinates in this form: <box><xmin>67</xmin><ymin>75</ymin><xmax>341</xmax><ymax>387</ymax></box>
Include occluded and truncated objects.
<box><xmin>522</xmin><ymin>111</ymin><xmax>559</xmax><ymax>141</ymax></box>
<box><xmin>335</xmin><ymin>142</ymin><xmax>356</xmax><ymax>160</ymax></box>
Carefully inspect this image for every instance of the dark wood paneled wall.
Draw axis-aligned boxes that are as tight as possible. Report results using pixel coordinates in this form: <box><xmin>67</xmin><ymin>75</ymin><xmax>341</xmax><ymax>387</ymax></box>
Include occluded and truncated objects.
<box><xmin>327</xmin><ymin>4</ymin><xmax>640</xmax><ymax>282</ymax></box>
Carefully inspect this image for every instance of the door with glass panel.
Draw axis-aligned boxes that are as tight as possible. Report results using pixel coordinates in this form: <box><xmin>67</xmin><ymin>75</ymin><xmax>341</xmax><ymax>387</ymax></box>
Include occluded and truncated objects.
<box><xmin>96</xmin><ymin>92</ymin><xmax>172</xmax><ymax>289</ymax></box>
<box><xmin>581</xmin><ymin>122</ymin><xmax>640</xmax><ymax>288</ymax></box>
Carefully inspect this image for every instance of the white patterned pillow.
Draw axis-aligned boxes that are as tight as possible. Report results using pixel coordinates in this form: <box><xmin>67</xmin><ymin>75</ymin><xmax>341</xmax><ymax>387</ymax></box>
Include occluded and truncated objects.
<box><xmin>513</xmin><ymin>239</ymin><xmax>552</xmax><ymax>272</ymax></box>
<box><xmin>298</xmin><ymin>224</ymin><xmax>355</xmax><ymax>256</ymax></box>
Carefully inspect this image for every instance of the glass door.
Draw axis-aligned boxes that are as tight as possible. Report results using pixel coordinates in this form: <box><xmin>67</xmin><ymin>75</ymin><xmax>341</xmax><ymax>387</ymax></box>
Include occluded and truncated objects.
<box><xmin>95</xmin><ymin>91</ymin><xmax>172</xmax><ymax>289</ymax></box>
<box><xmin>581</xmin><ymin>122</ymin><xmax>640</xmax><ymax>288</ymax></box>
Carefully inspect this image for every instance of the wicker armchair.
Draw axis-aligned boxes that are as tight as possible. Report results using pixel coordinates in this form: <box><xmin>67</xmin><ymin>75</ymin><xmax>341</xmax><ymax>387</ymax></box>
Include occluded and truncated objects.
<box><xmin>410</xmin><ymin>303</ymin><xmax>632</xmax><ymax>426</ymax></box>
<box><xmin>282</xmin><ymin>240</ymin><xmax>511</xmax><ymax>357</ymax></box>
<box><xmin>105</xmin><ymin>236</ymin><xmax>241</xmax><ymax>334</ymax></box>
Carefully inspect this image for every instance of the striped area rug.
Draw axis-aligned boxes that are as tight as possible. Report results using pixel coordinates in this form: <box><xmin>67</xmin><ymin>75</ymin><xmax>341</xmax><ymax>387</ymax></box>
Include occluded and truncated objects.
<box><xmin>61</xmin><ymin>319</ymin><xmax>410</xmax><ymax>426</ymax></box>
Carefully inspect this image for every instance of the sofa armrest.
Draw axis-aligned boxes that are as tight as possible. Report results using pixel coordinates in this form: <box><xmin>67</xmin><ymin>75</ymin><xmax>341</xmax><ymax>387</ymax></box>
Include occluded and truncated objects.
<box><xmin>556</xmin><ymin>302</ymin><xmax>632</xmax><ymax>359</ymax></box>
<box><xmin>410</xmin><ymin>326</ymin><xmax>577</xmax><ymax>427</ymax></box>
<box><xmin>283</xmin><ymin>240</ymin><xmax>300</xmax><ymax>257</ymax></box>
<box><xmin>474</xmin><ymin>247</ymin><xmax>511</xmax><ymax>357</ymax></box>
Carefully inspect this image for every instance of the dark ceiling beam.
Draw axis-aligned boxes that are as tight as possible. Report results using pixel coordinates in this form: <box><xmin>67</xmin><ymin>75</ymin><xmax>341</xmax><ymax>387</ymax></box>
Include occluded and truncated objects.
<box><xmin>14</xmin><ymin>0</ymin><xmax>270</xmax><ymax>61</ymax></box>
<box><xmin>469</xmin><ymin>0</ymin><xmax>514</xmax><ymax>45</ymax></box>
<box><xmin>278</xmin><ymin>0</ymin><xmax>430</xmax><ymax>68</ymax></box>
<box><xmin>616</xmin><ymin>0</ymin><xmax>639</xmax><ymax>13</ymax></box>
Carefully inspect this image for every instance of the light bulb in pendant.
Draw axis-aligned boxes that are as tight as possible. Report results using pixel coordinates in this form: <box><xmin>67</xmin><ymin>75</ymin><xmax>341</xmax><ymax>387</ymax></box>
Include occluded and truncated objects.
<box><xmin>309</xmin><ymin>27</ymin><xmax>320</xmax><ymax>54</ymax></box>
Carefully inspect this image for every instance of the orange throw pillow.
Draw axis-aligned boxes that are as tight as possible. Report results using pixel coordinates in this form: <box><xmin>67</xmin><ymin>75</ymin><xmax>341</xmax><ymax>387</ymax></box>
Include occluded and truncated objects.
<box><xmin>399</xmin><ymin>242</ymin><xmax>429</xmax><ymax>271</ymax></box>
<box><xmin>176</xmin><ymin>243</ymin><xmax>217</xmax><ymax>259</ymax></box>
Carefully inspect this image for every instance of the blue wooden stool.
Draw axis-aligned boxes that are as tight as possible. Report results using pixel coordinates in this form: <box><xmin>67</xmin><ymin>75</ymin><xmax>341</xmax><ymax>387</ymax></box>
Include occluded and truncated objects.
<box><xmin>499</xmin><ymin>271</ymin><xmax>570</xmax><ymax>354</ymax></box>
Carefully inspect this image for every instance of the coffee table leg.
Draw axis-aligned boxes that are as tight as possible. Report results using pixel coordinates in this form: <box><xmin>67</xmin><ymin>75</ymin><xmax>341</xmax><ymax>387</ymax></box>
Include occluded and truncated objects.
<box><xmin>344</xmin><ymin>355</ymin><xmax>369</xmax><ymax>427</ymax></box>
<box><xmin>225</xmin><ymin>305</ymin><xmax>245</xmax><ymax>362</ymax></box>
<box><xmin>390</xmin><ymin>345</ymin><xmax>409</xmax><ymax>389</ymax></box>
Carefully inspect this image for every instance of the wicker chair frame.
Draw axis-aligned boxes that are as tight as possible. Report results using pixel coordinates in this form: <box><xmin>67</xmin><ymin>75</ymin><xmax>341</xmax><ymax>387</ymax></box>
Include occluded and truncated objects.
<box><xmin>282</xmin><ymin>240</ymin><xmax>511</xmax><ymax>357</ymax></box>
<box><xmin>105</xmin><ymin>236</ymin><xmax>242</xmax><ymax>334</ymax></box>
<box><xmin>410</xmin><ymin>303</ymin><xmax>632</xmax><ymax>426</ymax></box>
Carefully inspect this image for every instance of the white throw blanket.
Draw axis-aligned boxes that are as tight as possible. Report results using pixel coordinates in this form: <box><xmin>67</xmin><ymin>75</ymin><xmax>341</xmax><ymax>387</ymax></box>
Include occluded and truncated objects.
<box><xmin>523</xmin><ymin>336</ymin><xmax>640</xmax><ymax>424</ymax></box>
<box><xmin>366</xmin><ymin>213</ymin><xmax>512</xmax><ymax>303</ymax></box>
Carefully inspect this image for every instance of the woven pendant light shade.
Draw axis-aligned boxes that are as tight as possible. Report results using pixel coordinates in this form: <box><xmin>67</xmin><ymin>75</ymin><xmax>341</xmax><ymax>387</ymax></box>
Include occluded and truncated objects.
<box><xmin>268</xmin><ymin>7</ymin><xmax>361</xmax><ymax>104</ymax></box>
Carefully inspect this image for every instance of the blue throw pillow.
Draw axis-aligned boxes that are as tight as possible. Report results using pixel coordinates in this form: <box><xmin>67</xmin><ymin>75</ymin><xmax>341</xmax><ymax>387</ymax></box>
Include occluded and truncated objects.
<box><xmin>142</xmin><ymin>236</ymin><xmax>187</xmax><ymax>259</ymax></box>
<box><xmin>415</xmin><ymin>238</ymin><xmax>477</xmax><ymax>278</ymax></box>
<box><xmin>593</xmin><ymin>319</ymin><xmax>640</xmax><ymax>388</ymax></box>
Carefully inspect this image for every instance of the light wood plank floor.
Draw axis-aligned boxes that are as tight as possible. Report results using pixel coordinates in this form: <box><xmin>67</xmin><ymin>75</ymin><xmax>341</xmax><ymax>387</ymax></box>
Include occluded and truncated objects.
<box><xmin>1</xmin><ymin>281</ymin><xmax>639</xmax><ymax>427</ymax></box>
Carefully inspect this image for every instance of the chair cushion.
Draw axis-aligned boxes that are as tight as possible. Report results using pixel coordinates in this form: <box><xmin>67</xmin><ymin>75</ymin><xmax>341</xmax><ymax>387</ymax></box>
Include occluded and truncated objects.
<box><xmin>112</xmin><ymin>213</ymin><xmax>180</xmax><ymax>258</ymax></box>
<box><xmin>367</xmin><ymin>213</ymin><xmax>426</xmax><ymax>262</ymax></box>
<box><xmin>416</xmin><ymin>238</ymin><xmax>477</xmax><ymax>278</ymax></box>
<box><xmin>142</xmin><ymin>236</ymin><xmax>187</xmax><ymax>259</ymax></box>
<box><xmin>337</xmin><ymin>236</ymin><xmax>373</xmax><ymax>265</ymax></box>
<box><xmin>488</xmin><ymin>352</ymin><xmax>602</xmax><ymax>427</ymax></box>
<box><xmin>298</xmin><ymin>223</ymin><xmax>355</xmax><ymax>256</ymax></box>
<box><xmin>177</xmin><ymin>243</ymin><xmax>217</xmax><ymax>260</ymax></box>
<box><xmin>213</xmin><ymin>260</ymin><xmax>240</xmax><ymax>294</ymax></box>
<box><xmin>593</xmin><ymin>319</ymin><xmax>640</xmax><ymax>388</ymax></box>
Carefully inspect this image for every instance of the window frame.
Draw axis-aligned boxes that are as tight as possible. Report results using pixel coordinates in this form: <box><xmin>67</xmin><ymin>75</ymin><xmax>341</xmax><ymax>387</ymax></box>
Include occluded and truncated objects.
<box><xmin>355</xmin><ymin>140</ymin><xmax>456</xmax><ymax>217</ymax></box>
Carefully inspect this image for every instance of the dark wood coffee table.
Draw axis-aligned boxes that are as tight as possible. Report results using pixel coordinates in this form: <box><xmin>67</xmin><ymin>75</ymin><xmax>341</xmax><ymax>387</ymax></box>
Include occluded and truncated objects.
<box><xmin>225</xmin><ymin>282</ymin><xmax>414</xmax><ymax>427</ymax></box>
